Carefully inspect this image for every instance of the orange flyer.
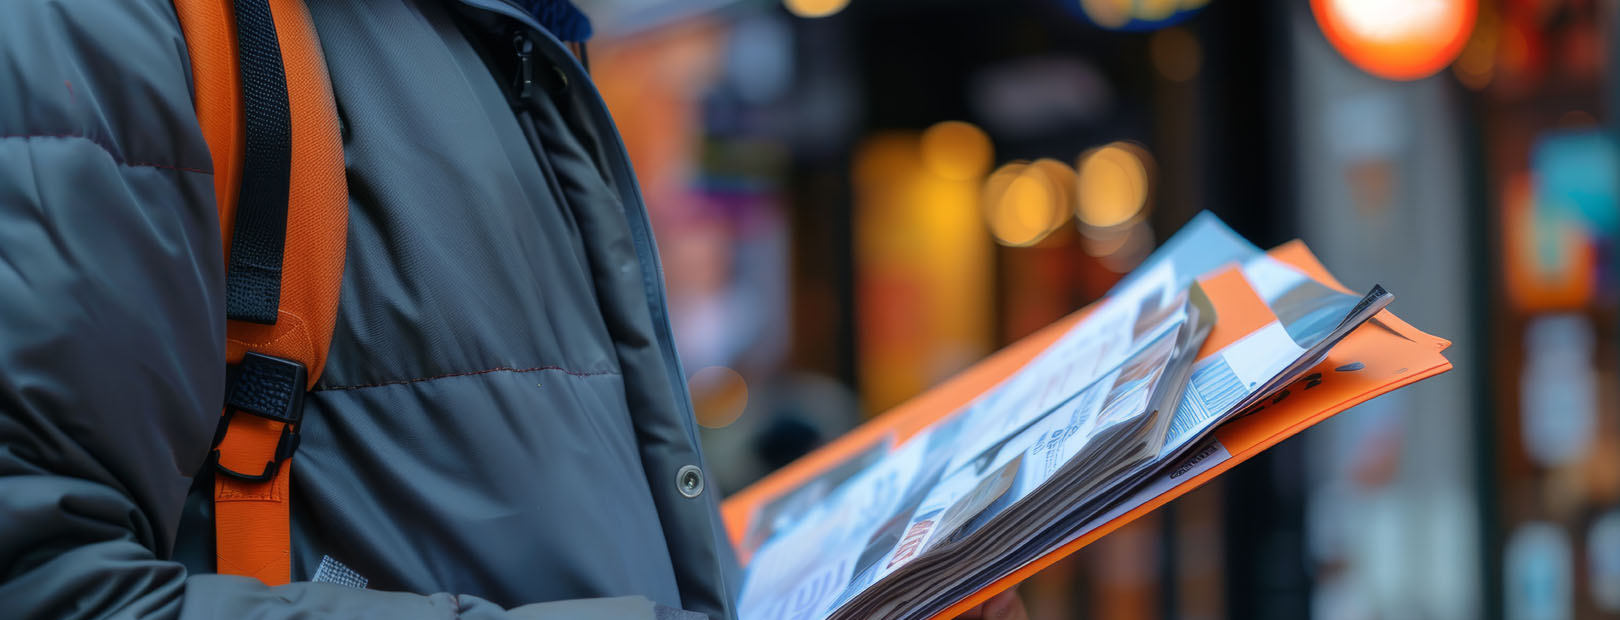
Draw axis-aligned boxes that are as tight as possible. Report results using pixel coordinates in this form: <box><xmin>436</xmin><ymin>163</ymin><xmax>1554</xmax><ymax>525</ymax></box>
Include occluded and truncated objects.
<box><xmin>722</xmin><ymin>238</ymin><xmax>1452</xmax><ymax>620</ymax></box>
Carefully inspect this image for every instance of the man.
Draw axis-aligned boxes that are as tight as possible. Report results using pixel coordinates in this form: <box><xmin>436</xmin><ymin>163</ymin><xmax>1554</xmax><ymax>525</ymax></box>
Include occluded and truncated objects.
<box><xmin>0</xmin><ymin>0</ymin><xmax>1026</xmax><ymax>618</ymax></box>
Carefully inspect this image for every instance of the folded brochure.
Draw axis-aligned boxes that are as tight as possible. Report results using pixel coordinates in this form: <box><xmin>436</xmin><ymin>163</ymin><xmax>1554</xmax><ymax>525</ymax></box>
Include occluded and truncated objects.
<box><xmin>722</xmin><ymin>213</ymin><xmax>1452</xmax><ymax>620</ymax></box>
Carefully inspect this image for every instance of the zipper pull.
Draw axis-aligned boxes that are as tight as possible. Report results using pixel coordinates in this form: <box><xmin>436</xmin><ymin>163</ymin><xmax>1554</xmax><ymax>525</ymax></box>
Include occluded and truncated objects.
<box><xmin>512</xmin><ymin>32</ymin><xmax>535</xmax><ymax>101</ymax></box>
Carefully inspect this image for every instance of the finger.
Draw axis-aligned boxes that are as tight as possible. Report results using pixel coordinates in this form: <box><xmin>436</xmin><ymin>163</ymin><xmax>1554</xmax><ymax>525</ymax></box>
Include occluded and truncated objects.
<box><xmin>982</xmin><ymin>589</ymin><xmax>1029</xmax><ymax>620</ymax></box>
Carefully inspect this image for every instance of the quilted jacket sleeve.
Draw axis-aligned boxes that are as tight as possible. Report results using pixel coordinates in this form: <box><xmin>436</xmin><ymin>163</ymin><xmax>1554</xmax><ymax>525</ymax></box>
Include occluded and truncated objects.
<box><xmin>0</xmin><ymin>2</ymin><xmax>703</xmax><ymax>618</ymax></box>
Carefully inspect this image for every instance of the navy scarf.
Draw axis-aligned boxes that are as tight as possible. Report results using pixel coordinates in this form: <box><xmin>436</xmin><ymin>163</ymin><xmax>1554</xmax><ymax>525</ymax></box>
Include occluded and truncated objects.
<box><xmin>512</xmin><ymin>0</ymin><xmax>593</xmax><ymax>42</ymax></box>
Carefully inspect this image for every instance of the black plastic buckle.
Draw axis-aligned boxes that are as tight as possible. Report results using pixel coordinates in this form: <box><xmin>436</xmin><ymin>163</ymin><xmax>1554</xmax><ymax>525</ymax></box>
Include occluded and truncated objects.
<box><xmin>210</xmin><ymin>352</ymin><xmax>308</xmax><ymax>482</ymax></box>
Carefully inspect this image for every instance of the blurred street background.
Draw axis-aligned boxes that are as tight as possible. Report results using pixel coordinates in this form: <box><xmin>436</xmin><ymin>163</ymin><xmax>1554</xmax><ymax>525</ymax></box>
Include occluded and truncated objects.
<box><xmin>579</xmin><ymin>0</ymin><xmax>1620</xmax><ymax>618</ymax></box>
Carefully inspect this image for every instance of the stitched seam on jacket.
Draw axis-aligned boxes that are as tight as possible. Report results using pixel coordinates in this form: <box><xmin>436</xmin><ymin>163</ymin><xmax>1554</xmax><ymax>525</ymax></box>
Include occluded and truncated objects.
<box><xmin>0</xmin><ymin>133</ymin><xmax>212</xmax><ymax>174</ymax></box>
<box><xmin>317</xmin><ymin>365</ymin><xmax>620</xmax><ymax>391</ymax></box>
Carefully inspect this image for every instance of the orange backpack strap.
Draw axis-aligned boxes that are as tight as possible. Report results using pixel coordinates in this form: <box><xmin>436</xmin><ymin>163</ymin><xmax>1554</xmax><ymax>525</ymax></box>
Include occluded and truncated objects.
<box><xmin>173</xmin><ymin>0</ymin><xmax>346</xmax><ymax>586</ymax></box>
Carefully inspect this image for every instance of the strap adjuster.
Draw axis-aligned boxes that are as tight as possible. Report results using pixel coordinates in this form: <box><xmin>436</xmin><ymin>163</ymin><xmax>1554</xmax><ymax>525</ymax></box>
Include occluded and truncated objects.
<box><xmin>210</xmin><ymin>352</ymin><xmax>308</xmax><ymax>482</ymax></box>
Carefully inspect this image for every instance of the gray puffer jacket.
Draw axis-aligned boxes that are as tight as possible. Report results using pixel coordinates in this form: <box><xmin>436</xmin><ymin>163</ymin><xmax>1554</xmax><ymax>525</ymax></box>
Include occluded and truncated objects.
<box><xmin>0</xmin><ymin>0</ymin><xmax>739</xmax><ymax>618</ymax></box>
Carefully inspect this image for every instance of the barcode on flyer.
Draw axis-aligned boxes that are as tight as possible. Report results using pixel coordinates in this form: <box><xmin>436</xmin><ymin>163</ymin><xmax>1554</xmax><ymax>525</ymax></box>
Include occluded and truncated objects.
<box><xmin>1168</xmin><ymin>357</ymin><xmax>1246</xmax><ymax>442</ymax></box>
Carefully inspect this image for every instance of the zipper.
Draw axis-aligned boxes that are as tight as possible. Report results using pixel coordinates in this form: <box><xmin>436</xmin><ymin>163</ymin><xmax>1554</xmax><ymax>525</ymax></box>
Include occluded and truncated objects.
<box><xmin>458</xmin><ymin>5</ymin><xmax>715</xmax><ymax>495</ymax></box>
<box><xmin>450</xmin><ymin>4</ymin><xmax>741</xmax><ymax>616</ymax></box>
<box><xmin>511</xmin><ymin>31</ymin><xmax>535</xmax><ymax>101</ymax></box>
<box><xmin>454</xmin><ymin>6</ymin><xmax>737</xmax><ymax>614</ymax></box>
<box><xmin>458</xmin><ymin>0</ymin><xmax>702</xmax><ymax>449</ymax></box>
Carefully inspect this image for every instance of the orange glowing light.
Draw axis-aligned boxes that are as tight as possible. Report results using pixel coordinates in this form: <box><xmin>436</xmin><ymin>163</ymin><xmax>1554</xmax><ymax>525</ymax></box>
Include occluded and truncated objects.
<box><xmin>1079</xmin><ymin>0</ymin><xmax>1133</xmax><ymax>29</ymax></box>
<box><xmin>784</xmin><ymin>0</ymin><xmax>850</xmax><ymax>19</ymax></box>
<box><xmin>921</xmin><ymin>121</ymin><xmax>994</xmax><ymax>181</ymax></box>
<box><xmin>1310</xmin><ymin>0</ymin><xmax>1476</xmax><ymax>81</ymax></box>
<box><xmin>1502</xmin><ymin>172</ymin><xmax>1595</xmax><ymax>311</ymax></box>
<box><xmin>1029</xmin><ymin>158</ymin><xmax>1078</xmax><ymax>217</ymax></box>
<box><xmin>1136</xmin><ymin>0</ymin><xmax>1179</xmax><ymax>22</ymax></box>
<box><xmin>690</xmin><ymin>366</ymin><xmax>749</xmax><ymax>428</ymax></box>
<box><xmin>1076</xmin><ymin>143</ymin><xmax>1150</xmax><ymax>229</ymax></box>
<box><xmin>984</xmin><ymin>163</ymin><xmax>1064</xmax><ymax>247</ymax></box>
<box><xmin>1450</xmin><ymin>1</ymin><xmax>1497</xmax><ymax>90</ymax></box>
<box><xmin>1150</xmin><ymin>27</ymin><xmax>1202</xmax><ymax>82</ymax></box>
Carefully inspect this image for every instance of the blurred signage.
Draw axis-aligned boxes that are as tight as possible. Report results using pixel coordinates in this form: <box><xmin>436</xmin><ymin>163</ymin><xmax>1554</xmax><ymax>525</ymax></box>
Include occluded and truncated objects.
<box><xmin>1532</xmin><ymin>129</ymin><xmax>1620</xmax><ymax>236</ymax></box>
<box><xmin>852</xmin><ymin>132</ymin><xmax>994</xmax><ymax>413</ymax></box>
<box><xmin>1326</xmin><ymin>91</ymin><xmax>1407</xmax><ymax>214</ymax></box>
<box><xmin>1518</xmin><ymin>314</ymin><xmax>1597</xmax><ymax>468</ymax></box>
<box><xmin>1503</xmin><ymin>130</ymin><xmax>1619</xmax><ymax>311</ymax></box>
<box><xmin>1503</xmin><ymin>171</ymin><xmax>1597</xmax><ymax>312</ymax></box>
<box><xmin>1310</xmin><ymin>0</ymin><xmax>1475</xmax><ymax>80</ymax></box>
<box><xmin>1505</xmin><ymin>522</ymin><xmax>1574</xmax><ymax>620</ymax></box>
<box><xmin>1593</xmin><ymin>511</ymin><xmax>1620</xmax><ymax>613</ymax></box>
<box><xmin>970</xmin><ymin>57</ymin><xmax>1113</xmax><ymax>139</ymax></box>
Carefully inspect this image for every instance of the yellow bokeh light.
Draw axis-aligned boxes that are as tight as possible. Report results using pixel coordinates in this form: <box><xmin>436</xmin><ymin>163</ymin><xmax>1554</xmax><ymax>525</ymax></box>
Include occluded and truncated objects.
<box><xmin>1076</xmin><ymin>142</ymin><xmax>1151</xmax><ymax>229</ymax></box>
<box><xmin>1136</xmin><ymin>0</ymin><xmax>1180</xmax><ymax>21</ymax></box>
<box><xmin>1080</xmin><ymin>223</ymin><xmax>1133</xmax><ymax>257</ymax></box>
<box><xmin>985</xmin><ymin>163</ymin><xmax>1064</xmax><ymax>247</ymax></box>
<box><xmin>920</xmin><ymin>121</ymin><xmax>994</xmax><ymax>181</ymax></box>
<box><xmin>1000</xmin><ymin>176</ymin><xmax>1058</xmax><ymax>245</ymax></box>
<box><xmin>1451</xmin><ymin>2</ymin><xmax>1497</xmax><ymax>90</ymax></box>
<box><xmin>852</xmin><ymin>133</ymin><xmax>919</xmax><ymax>189</ymax></box>
<box><xmin>850</xmin><ymin>130</ymin><xmax>994</xmax><ymax>413</ymax></box>
<box><xmin>1150</xmin><ymin>27</ymin><xmax>1202</xmax><ymax>82</ymax></box>
<box><xmin>784</xmin><ymin>0</ymin><xmax>851</xmax><ymax>19</ymax></box>
<box><xmin>689</xmin><ymin>366</ymin><xmax>749</xmax><ymax>429</ymax></box>
<box><xmin>1080</xmin><ymin>0</ymin><xmax>1133</xmax><ymax>29</ymax></box>
<box><xmin>1030</xmin><ymin>158</ymin><xmax>1078</xmax><ymax>213</ymax></box>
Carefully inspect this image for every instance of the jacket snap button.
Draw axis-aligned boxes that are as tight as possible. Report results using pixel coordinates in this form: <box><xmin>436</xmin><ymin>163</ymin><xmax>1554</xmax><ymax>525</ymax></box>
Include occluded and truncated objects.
<box><xmin>551</xmin><ymin>65</ymin><xmax>568</xmax><ymax>91</ymax></box>
<box><xmin>676</xmin><ymin>465</ymin><xmax>704</xmax><ymax>499</ymax></box>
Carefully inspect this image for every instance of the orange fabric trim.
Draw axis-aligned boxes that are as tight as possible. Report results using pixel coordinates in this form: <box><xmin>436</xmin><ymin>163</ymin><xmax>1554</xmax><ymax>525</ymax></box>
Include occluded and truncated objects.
<box><xmin>173</xmin><ymin>0</ymin><xmax>242</xmax><ymax>257</ymax></box>
<box><xmin>213</xmin><ymin>413</ymin><xmax>287</xmax><ymax>476</ymax></box>
<box><xmin>175</xmin><ymin>0</ymin><xmax>346</xmax><ymax>587</ymax></box>
<box><xmin>222</xmin><ymin>0</ymin><xmax>347</xmax><ymax>380</ymax></box>
<box><xmin>213</xmin><ymin>465</ymin><xmax>293</xmax><ymax>584</ymax></box>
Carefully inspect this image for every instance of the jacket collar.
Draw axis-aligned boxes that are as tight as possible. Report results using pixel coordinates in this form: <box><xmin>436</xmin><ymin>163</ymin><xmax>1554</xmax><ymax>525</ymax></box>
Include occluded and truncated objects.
<box><xmin>509</xmin><ymin>0</ymin><xmax>592</xmax><ymax>42</ymax></box>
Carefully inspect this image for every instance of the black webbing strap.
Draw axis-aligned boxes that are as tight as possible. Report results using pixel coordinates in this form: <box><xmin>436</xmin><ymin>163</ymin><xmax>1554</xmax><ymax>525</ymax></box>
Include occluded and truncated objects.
<box><xmin>224</xmin><ymin>0</ymin><xmax>292</xmax><ymax>325</ymax></box>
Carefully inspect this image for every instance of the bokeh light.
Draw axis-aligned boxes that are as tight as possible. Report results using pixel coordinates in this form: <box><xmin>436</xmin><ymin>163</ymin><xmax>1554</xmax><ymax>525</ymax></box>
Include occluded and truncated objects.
<box><xmin>1559</xmin><ymin>110</ymin><xmax>1597</xmax><ymax>128</ymax></box>
<box><xmin>1150</xmin><ymin>27</ymin><xmax>1202</xmax><ymax>82</ymax></box>
<box><xmin>1075</xmin><ymin>142</ymin><xmax>1151</xmax><ymax>229</ymax></box>
<box><xmin>1096</xmin><ymin>221</ymin><xmax>1155</xmax><ymax>273</ymax></box>
<box><xmin>1135</xmin><ymin>0</ymin><xmax>1179</xmax><ymax>22</ymax></box>
<box><xmin>690</xmin><ymin>366</ymin><xmax>749</xmax><ymax>429</ymax></box>
<box><xmin>1311</xmin><ymin>0</ymin><xmax>1476</xmax><ymax>81</ymax></box>
<box><xmin>1029</xmin><ymin>158</ymin><xmax>1079</xmax><ymax>217</ymax></box>
<box><xmin>1079</xmin><ymin>222</ymin><xmax>1133</xmax><ymax>257</ymax></box>
<box><xmin>1078</xmin><ymin>0</ymin><xmax>1209</xmax><ymax>30</ymax></box>
<box><xmin>783</xmin><ymin>0</ymin><xmax>851</xmax><ymax>19</ymax></box>
<box><xmin>984</xmin><ymin>163</ymin><xmax>1066</xmax><ymax>247</ymax></box>
<box><xmin>1451</xmin><ymin>2</ymin><xmax>1498</xmax><ymax>90</ymax></box>
<box><xmin>852</xmin><ymin>133</ymin><xmax>918</xmax><ymax>188</ymax></box>
<box><xmin>1079</xmin><ymin>0</ymin><xmax>1133</xmax><ymax>29</ymax></box>
<box><xmin>920</xmin><ymin>121</ymin><xmax>994</xmax><ymax>181</ymax></box>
